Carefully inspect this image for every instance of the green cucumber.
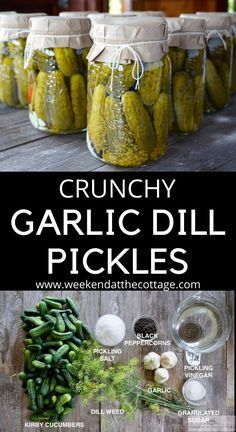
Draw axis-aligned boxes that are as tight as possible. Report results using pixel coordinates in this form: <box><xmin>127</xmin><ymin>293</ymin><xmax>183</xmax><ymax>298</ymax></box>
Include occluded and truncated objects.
<box><xmin>42</xmin><ymin>409</ymin><xmax>56</xmax><ymax>417</ymax></box>
<box><xmin>39</xmin><ymin>377</ymin><xmax>50</xmax><ymax>396</ymax></box>
<box><xmin>53</xmin><ymin>344</ymin><xmax>70</xmax><ymax>363</ymax></box>
<box><xmin>37</xmin><ymin>394</ymin><xmax>44</xmax><ymax>410</ymax></box>
<box><xmin>33</xmin><ymin>336</ymin><xmax>44</xmax><ymax>344</ymax></box>
<box><xmin>51</xmin><ymin>395</ymin><xmax>57</xmax><ymax>405</ymax></box>
<box><xmin>55</xmin><ymin>312</ymin><xmax>66</xmax><ymax>333</ymax></box>
<box><xmin>29</xmin><ymin>321</ymin><xmax>54</xmax><ymax>338</ymax></box>
<box><xmin>55</xmin><ymin>386</ymin><xmax>72</xmax><ymax>394</ymax></box>
<box><xmin>32</xmin><ymin>360</ymin><xmax>46</xmax><ymax>369</ymax></box>
<box><xmin>68</xmin><ymin>351</ymin><xmax>76</xmax><ymax>362</ymax></box>
<box><xmin>50</xmin><ymin>309</ymin><xmax>72</xmax><ymax>315</ymax></box>
<box><xmin>59</xmin><ymin>407</ymin><xmax>72</xmax><ymax>420</ymax></box>
<box><xmin>21</xmin><ymin>315</ymin><xmax>45</xmax><ymax>326</ymax></box>
<box><xmin>44</xmin><ymin>296</ymin><xmax>66</xmax><ymax>304</ymax></box>
<box><xmin>62</xmin><ymin>313</ymin><xmax>76</xmax><ymax>333</ymax></box>
<box><xmin>18</xmin><ymin>371</ymin><xmax>27</xmax><ymax>383</ymax></box>
<box><xmin>51</xmin><ymin>330</ymin><xmax>73</xmax><ymax>340</ymax></box>
<box><xmin>24</xmin><ymin>349</ymin><xmax>32</xmax><ymax>372</ymax></box>
<box><xmin>66</xmin><ymin>363</ymin><xmax>77</xmax><ymax>377</ymax></box>
<box><xmin>42</xmin><ymin>341</ymin><xmax>63</xmax><ymax>348</ymax></box>
<box><xmin>58</xmin><ymin>358</ymin><xmax>69</xmax><ymax>367</ymax></box>
<box><xmin>53</xmin><ymin>373</ymin><xmax>67</xmax><ymax>386</ymax></box>
<box><xmin>41</xmin><ymin>354</ymin><xmax>53</xmax><ymax>364</ymax></box>
<box><xmin>82</xmin><ymin>324</ymin><xmax>93</xmax><ymax>340</ymax></box>
<box><xmin>71</xmin><ymin>335</ymin><xmax>82</xmax><ymax>346</ymax></box>
<box><xmin>39</xmin><ymin>301</ymin><xmax>48</xmax><ymax>316</ymax></box>
<box><xmin>44</xmin><ymin>299</ymin><xmax>62</xmax><ymax>310</ymax></box>
<box><xmin>65</xmin><ymin>297</ymin><xmax>79</xmax><ymax>317</ymax></box>
<box><xmin>49</xmin><ymin>376</ymin><xmax>57</xmax><ymax>392</ymax></box>
<box><xmin>67</xmin><ymin>341</ymin><xmax>80</xmax><ymax>352</ymax></box>
<box><xmin>66</xmin><ymin>397</ymin><xmax>75</xmax><ymax>408</ymax></box>
<box><xmin>24</xmin><ymin>309</ymin><xmax>40</xmax><ymax>316</ymax></box>
<box><xmin>44</xmin><ymin>314</ymin><xmax>57</xmax><ymax>324</ymax></box>
<box><xmin>62</xmin><ymin>368</ymin><xmax>75</xmax><ymax>387</ymax></box>
<box><xmin>76</xmin><ymin>320</ymin><xmax>85</xmax><ymax>339</ymax></box>
<box><xmin>24</xmin><ymin>339</ymin><xmax>33</xmax><ymax>346</ymax></box>
<box><xmin>27</xmin><ymin>344</ymin><xmax>42</xmax><ymax>352</ymax></box>
<box><xmin>27</xmin><ymin>379</ymin><xmax>37</xmax><ymax>411</ymax></box>
<box><xmin>30</xmin><ymin>414</ymin><xmax>49</xmax><ymax>421</ymax></box>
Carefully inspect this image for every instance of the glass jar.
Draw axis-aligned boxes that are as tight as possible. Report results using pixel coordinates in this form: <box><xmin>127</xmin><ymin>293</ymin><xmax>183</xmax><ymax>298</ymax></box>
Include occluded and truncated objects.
<box><xmin>205</xmin><ymin>36</ymin><xmax>232</xmax><ymax>112</ymax></box>
<box><xmin>232</xmin><ymin>32</ymin><xmax>236</xmax><ymax>92</ymax></box>
<box><xmin>26</xmin><ymin>16</ymin><xmax>92</xmax><ymax>134</ymax></box>
<box><xmin>28</xmin><ymin>46</ymin><xmax>89</xmax><ymax>133</ymax></box>
<box><xmin>87</xmin><ymin>18</ymin><xmax>170</xmax><ymax>167</ymax></box>
<box><xmin>169</xmin><ymin>47</ymin><xmax>205</xmax><ymax>134</ymax></box>
<box><xmin>0</xmin><ymin>13</ymin><xmax>45</xmax><ymax>108</ymax></box>
<box><xmin>230</xmin><ymin>14</ymin><xmax>236</xmax><ymax>93</ymax></box>
<box><xmin>196</xmin><ymin>13</ymin><xmax>233</xmax><ymax>111</ymax></box>
<box><xmin>171</xmin><ymin>291</ymin><xmax>231</xmax><ymax>365</ymax></box>
<box><xmin>167</xmin><ymin>18</ymin><xmax>206</xmax><ymax>134</ymax></box>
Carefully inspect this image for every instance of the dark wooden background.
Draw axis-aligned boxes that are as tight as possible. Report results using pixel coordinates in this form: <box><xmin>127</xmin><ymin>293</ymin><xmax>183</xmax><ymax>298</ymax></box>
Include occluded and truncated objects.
<box><xmin>0</xmin><ymin>0</ymin><xmax>229</xmax><ymax>15</ymax></box>
<box><xmin>0</xmin><ymin>290</ymin><xmax>234</xmax><ymax>432</ymax></box>
<box><xmin>123</xmin><ymin>0</ymin><xmax>228</xmax><ymax>15</ymax></box>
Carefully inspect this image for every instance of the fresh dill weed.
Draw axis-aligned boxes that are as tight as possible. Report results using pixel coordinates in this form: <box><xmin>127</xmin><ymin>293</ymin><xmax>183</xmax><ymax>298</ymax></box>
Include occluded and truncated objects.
<box><xmin>71</xmin><ymin>341</ymin><xmax>192</xmax><ymax>418</ymax></box>
<box><xmin>72</xmin><ymin>341</ymin><xmax>139</xmax><ymax>418</ymax></box>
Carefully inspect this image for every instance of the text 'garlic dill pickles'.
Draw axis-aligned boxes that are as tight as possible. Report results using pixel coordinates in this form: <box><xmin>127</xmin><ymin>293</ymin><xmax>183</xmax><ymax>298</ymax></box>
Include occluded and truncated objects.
<box><xmin>86</xmin><ymin>17</ymin><xmax>170</xmax><ymax>167</ymax></box>
<box><xmin>166</xmin><ymin>17</ymin><xmax>206</xmax><ymax>134</ymax></box>
<box><xmin>26</xmin><ymin>16</ymin><xmax>92</xmax><ymax>134</ymax></box>
<box><xmin>195</xmin><ymin>12</ymin><xmax>233</xmax><ymax>111</ymax></box>
<box><xmin>0</xmin><ymin>13</ymin><xmax>46</xmax><ymax>108</ymax></box>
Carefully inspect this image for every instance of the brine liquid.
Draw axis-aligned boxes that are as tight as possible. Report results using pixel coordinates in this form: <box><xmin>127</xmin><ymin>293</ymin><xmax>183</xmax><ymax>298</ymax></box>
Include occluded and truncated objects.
<box><xmin>175</xmin><ymin>301</ymin><xmax>222</xmax><ymax>351</ymax></box>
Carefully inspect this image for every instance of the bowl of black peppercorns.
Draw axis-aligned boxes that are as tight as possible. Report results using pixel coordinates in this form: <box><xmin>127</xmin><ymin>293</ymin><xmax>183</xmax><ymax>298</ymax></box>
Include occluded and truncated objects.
<box><xmin>133</xmin><ymin>315</ymin><xmax>158</xmax><ymax>340</ymax></box>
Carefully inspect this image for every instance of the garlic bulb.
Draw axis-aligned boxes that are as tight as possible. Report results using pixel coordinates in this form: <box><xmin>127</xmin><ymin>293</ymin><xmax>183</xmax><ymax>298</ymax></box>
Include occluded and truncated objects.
<box><xmin>160</xmin><ymin>351</ymin><xmax>178</xmax><ymax>369</ymax></box>
<box><xmin>143</xmin><ymin>352</ymin><xmax>161</xmax><ymax>370</ymax></box>
<box><xmin>154</xmin><ymin>368</ymin><xmax>169</xmax><ymax>383</ymax></box>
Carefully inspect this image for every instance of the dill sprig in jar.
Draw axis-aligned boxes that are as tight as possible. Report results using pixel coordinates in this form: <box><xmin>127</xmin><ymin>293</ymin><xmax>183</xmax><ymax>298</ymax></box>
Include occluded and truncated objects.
<box><xmin>25</xmin><ymin>16</ymin><xmax>92</xmax><ymax>134</ymax></box>
<box><xmin>86</xmin><ymin>17</ymin><xmax>170</xmax><ymax>167</ymax></box>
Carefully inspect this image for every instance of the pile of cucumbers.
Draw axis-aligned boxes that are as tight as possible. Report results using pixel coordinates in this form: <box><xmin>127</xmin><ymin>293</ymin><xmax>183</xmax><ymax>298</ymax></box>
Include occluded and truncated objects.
<box><xmin>18</xmin><ymin>296</ymin><xmax>92</xmax><ymax>423</ymax></box>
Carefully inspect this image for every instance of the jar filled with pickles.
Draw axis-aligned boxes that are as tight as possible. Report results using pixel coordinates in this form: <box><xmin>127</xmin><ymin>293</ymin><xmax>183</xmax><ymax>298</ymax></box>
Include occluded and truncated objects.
<box><xmin>166</xmin><ymin>17</ymin><xmax>206</xmax><ymax>134</ymax></box>
<box><xmin>195</xmin><ymin>13</ymin><xmax>233</xmax><ymax>111</ymax></box>
<box><xmin>26</xmin><ymin>16</ymin><xmax>92</xmax><ymax>133</ymax></box>
<box><xmin>0</xmin><ymin>13</ymin><xmax>45</xmax><ymax>108</ymax></box>
<box><xmin>87</xmin><ymin>17</ymin><xmax>170</xmax><ymax>167</ymax></box>
<box><xmin>231</xmin><ymin>13</ymin><xmax>236</xmax><ymax>93</ymax></box>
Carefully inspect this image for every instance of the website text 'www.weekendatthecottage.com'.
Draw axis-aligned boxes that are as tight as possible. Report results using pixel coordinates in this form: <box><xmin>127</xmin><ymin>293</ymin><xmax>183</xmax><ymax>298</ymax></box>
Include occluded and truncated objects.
<box><xmin>35</xmin><ymin>279</ymin><xmax>201</xmax><ymax>291</ymax></box>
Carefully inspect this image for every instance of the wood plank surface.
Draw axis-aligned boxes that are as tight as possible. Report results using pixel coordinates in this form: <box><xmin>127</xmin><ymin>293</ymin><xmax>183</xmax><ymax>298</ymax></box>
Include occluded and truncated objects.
<box><xmin>100</xmin><ymin>291</ymin><xmax>142</xmax><ymax>432</ymax></box>
<box><xmin>0</xmin><ymin>96</ymin><xmax>235</xmax><ymax>172</ymax></box>
<box><xmin>226</xmin><ymin>291</ymin><xmax>234</xmax><ymax>414</ymax></box>
<box><xmin>0</xmin><ymin>291</ymin><xmax>23</xmax><ymax>432</ymax></box>
<box><xmin>0</xmin><ymin>290</ymin><xmax>234</xmax><ymax>432</ymax></box>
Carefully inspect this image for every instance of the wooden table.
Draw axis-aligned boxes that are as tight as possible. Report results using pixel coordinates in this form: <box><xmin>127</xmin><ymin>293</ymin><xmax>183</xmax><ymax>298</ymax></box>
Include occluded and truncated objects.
<box><xmin>0</xmin><ymin>96</ymin><xmax>236</xmax><ymax>171</ymax></box>
<box><xmin>0</xmin><ymin>291</ymin><xmax>234</xmax><ymax>432</ymax></box>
